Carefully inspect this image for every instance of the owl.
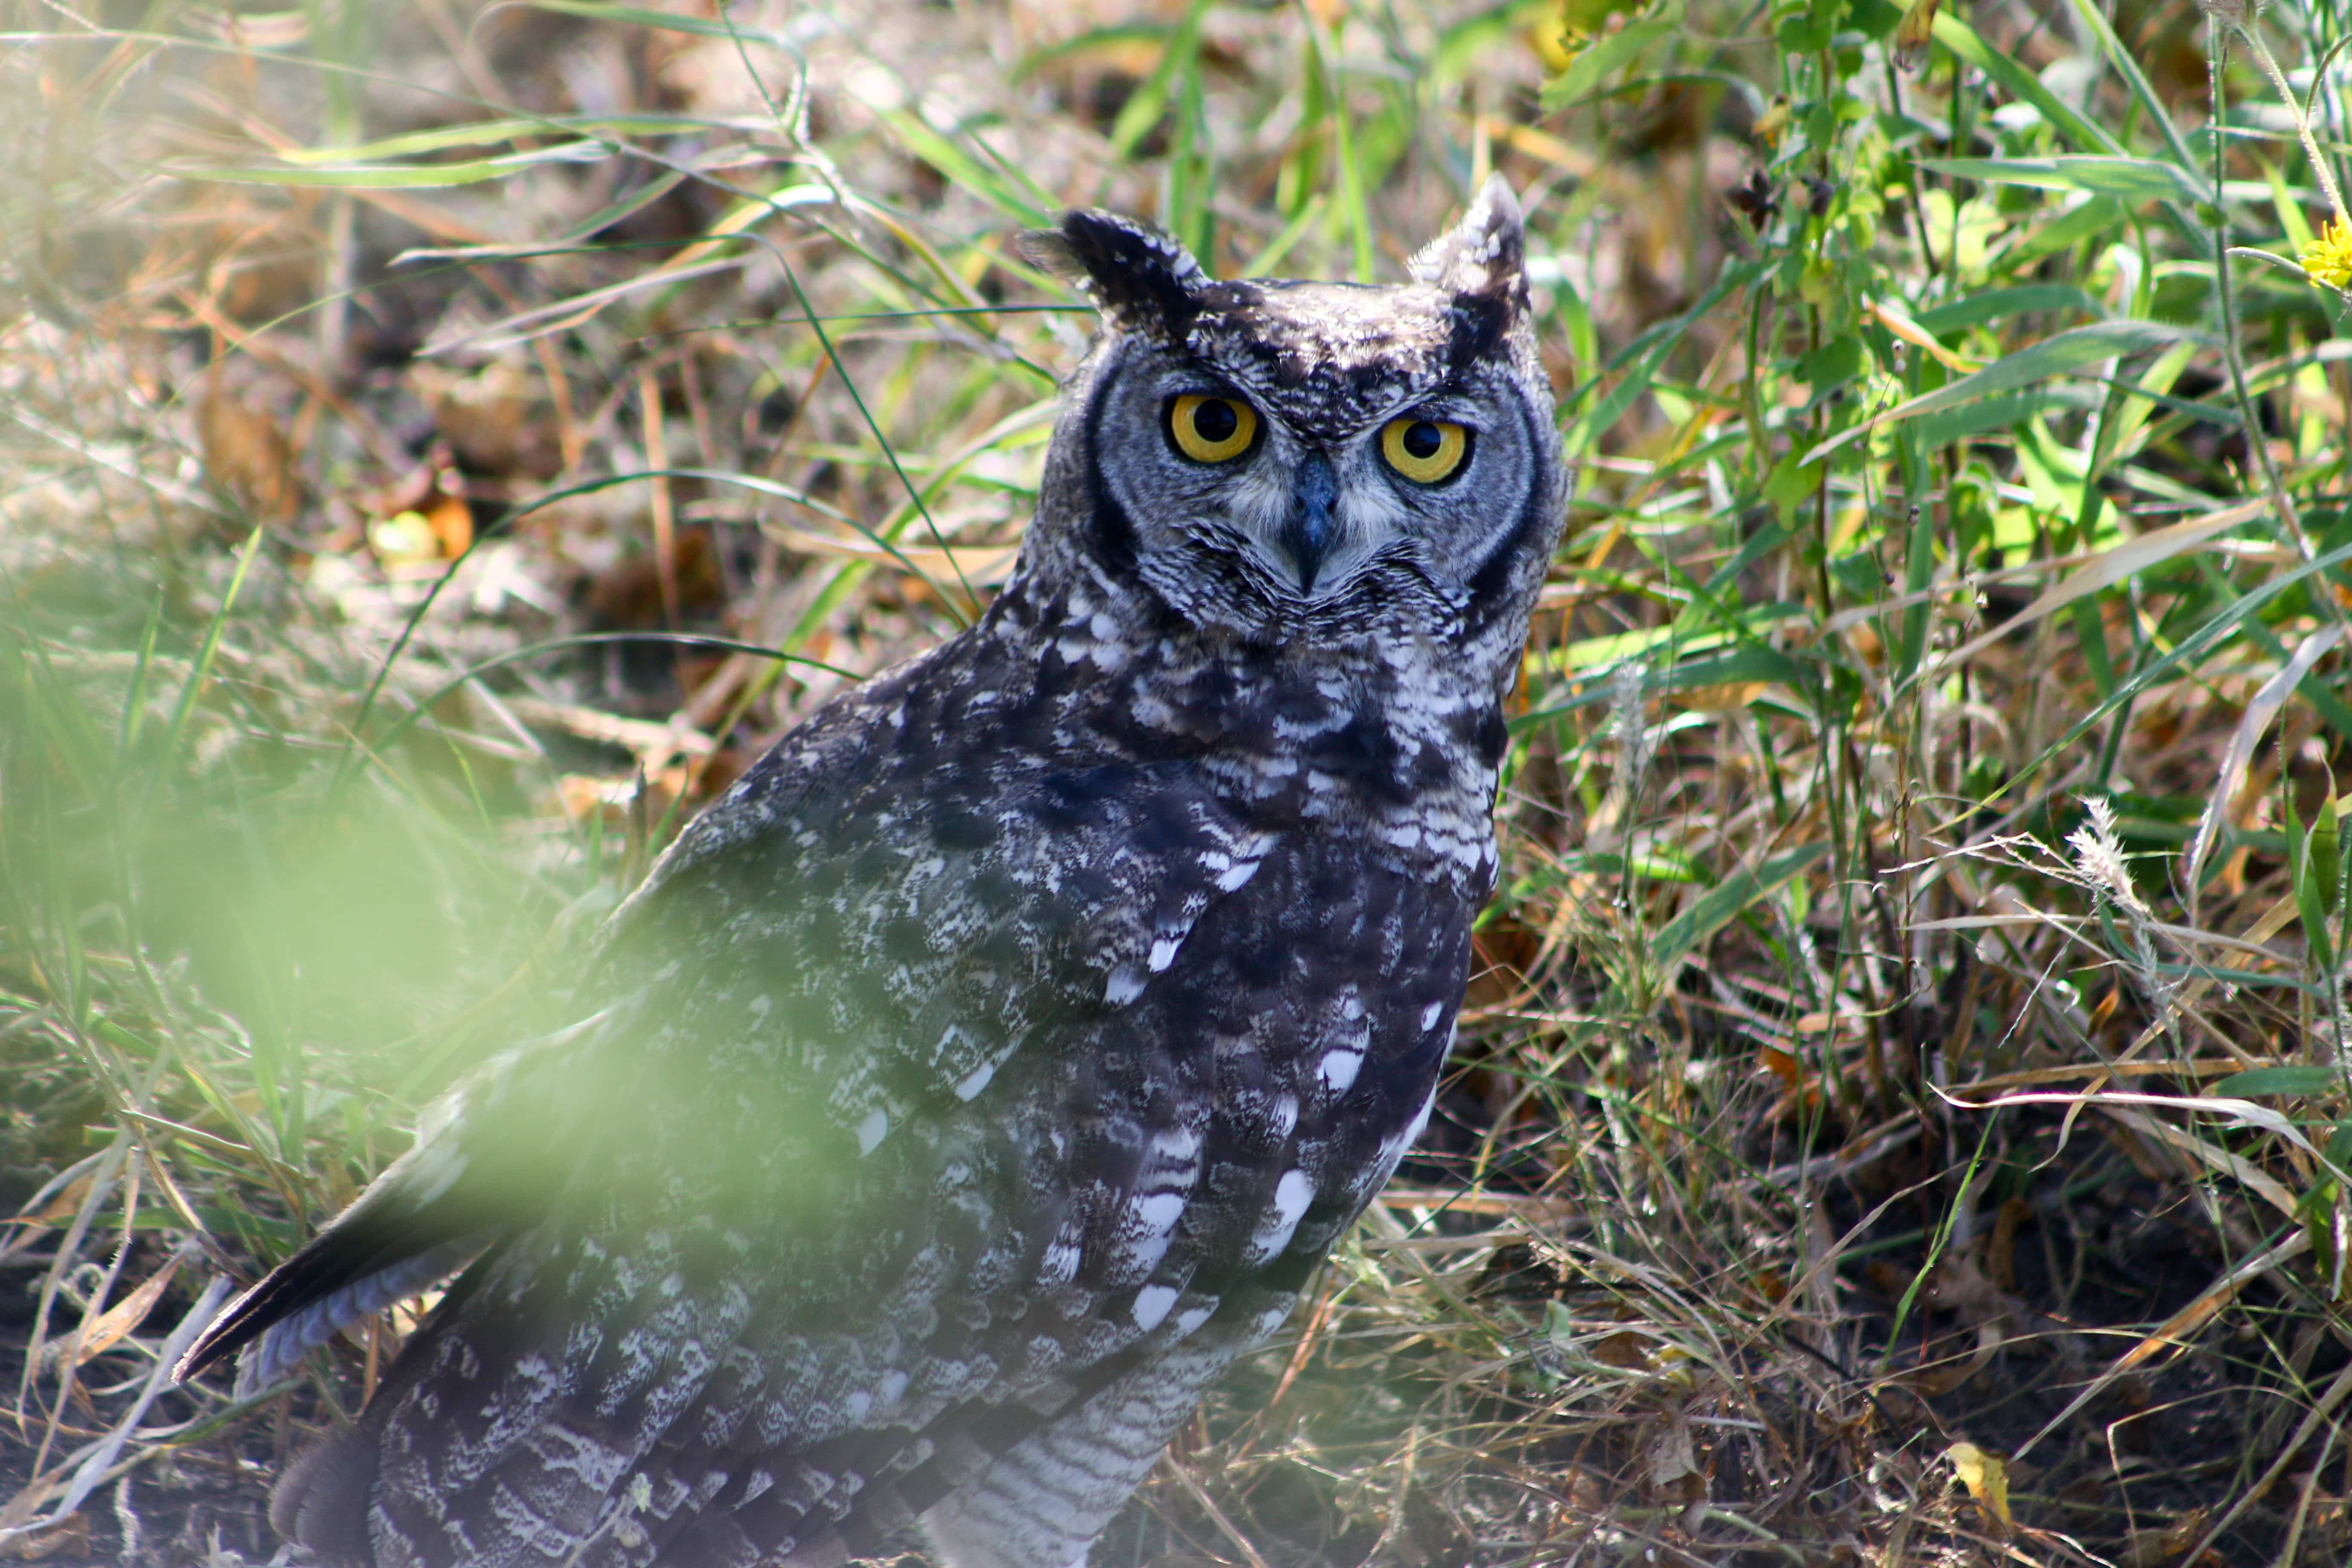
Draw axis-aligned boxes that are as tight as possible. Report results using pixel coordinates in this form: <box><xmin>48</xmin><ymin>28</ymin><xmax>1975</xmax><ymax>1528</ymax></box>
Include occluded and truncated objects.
<box><xmin>176</xmin><ymin>175</ymin><xmax>1566</xmax><ymax>1568</ymax></box>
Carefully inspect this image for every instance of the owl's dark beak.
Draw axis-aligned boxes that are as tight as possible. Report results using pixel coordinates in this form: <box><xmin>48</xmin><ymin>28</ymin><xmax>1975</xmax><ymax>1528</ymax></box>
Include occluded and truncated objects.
<box><xmin>1282</xmin><ymin>453</ymin><xmax>1338</xmax><ymax>592</ymax></box>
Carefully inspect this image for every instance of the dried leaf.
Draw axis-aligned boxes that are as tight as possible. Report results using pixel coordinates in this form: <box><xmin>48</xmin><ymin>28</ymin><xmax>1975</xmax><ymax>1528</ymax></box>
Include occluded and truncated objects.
<box><xmin>1678</xmin><ymin>679</ymin><xmax>1771</xmax><ymax>712</ymax></box>
<box><xmin>1924</xmin><ymin>499</ymin><xmax>2267</xmax><ymax>676</ymax></box>
<box><xmin>16</xmin><ymin>1175</ymin><xmax>93</xmax><ymax>1227</ymax></box>
<box><xmin>0</xmin><ymin>1471</ymin><xmax>56</xmax><ymax>1536</ymax></box>
<box><xmin>556</xmin><ymin>769</ymin><xmax>687</xmax><ymax>830</ymax></box>
<box><xmin>506</xmin><ymin>697</ymin><xmax>714</xmax><ymax>772</ymax></box>
<box><xmin>1644</xmin><ymin>1407</ymin><xmax>1705</xmax><ymax>1513</ymax></box>
<box><xmin>49</xmin><ymin>1251</ymin><xmax>182</xmax><ymax>1368</ymax></box>
<box><xmin>2123</xmin><ymin>1507</ymin><xmax>2209</xmax><ymax>1567</ymax></box>
<box><xmin>2</xmin><ymin>1512</ymin><xmax>86</xmax><ymax>1560</ymax></box>
<box><xmin>1986</xmin><ymin>1197</ymin><xmax>2032</xmax><ymax>1291</ymax></box>
<box><xmin>1907</xmin><ymin>1321</ymin><xmax>2003</xmax><ymax>1395</ymax></box>
<box><xmin>766</xmin><ymin>524</ymin><xmax>1021</xmax><ymax>588</ymax></box>
<box><xmin>418</xmin><ymin>361</ymin><xmax>554</xmax><ymax>477</ymax></box>
<box><xmin>585</xmin><ymin>528</ymin><xmax>725</xmax><ymax>627</ymax></box>
<box><xmin>1946</xmin><ymin>1441</ymin><xmax>2011</xmax><ymax>1534</ymax></box>
<box><xmin>362</xmin><ymin>462</ymin><xmax>475</xmax><ymax>564</ymax></box>
<box><xmin>1894</xmin><ymin>0</ymin><xmax>1941</xmax><ymax>70</ymax></box>
<box><xmin>198</xmin><ymin>384</ymin><xmax>299</xmax><ymax>525</ymax></box>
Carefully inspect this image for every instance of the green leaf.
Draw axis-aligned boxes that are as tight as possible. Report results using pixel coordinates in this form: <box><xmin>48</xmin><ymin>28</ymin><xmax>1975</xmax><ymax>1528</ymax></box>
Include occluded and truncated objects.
<box><xmin>1776</xmin><ymin>8</ymin><xmax>1835</xmax><ymax>53</ymax></box>
<box><xmin>1849</xmin><ymin>0</ymin><xmax>1902</xmax><ymax>38</ymax></box>
<box><xmin>1919</xmin><ymin>156</ymin><xmax>2207</xmax><ymax>207</ymax></box>
<box><xmin>2063</xmin><ymin>0</ymin><xmax>2207</xmax><ymax>186</ymax></box>
<box><xmin>1764</xmin><ymin>450</ymin><xmax>1825</xmax><ymax>524</ymax></box>
<box><xmin>1562</xmin><ymin>257</ymin><xmax>1763</xmax><ymax>454</ymax></box>
<box><xmin>1647</xmin><ymin>645</ymin><xmax>1809</xmax><ymax>692</ymax></box>
<box><xmin>144</xmin><ymin>527</ymin><xmax>264</xmax><ymax>819</ymax></box>
<box><xmin>1430</xmin><ymin>3</ymin><xmax>1537</xmax><ymax>87</ymax></box>
<box><xmin>2005</xmin><ymin>197</ymin><xmax>2131</xmax><ymax>270</ymax></box>
<box><xmin>1912</xmin><ymin>389</ymin><xmax>2100</xmax><ymax>447</ymax></box>
<box><xmin>1544</xmin><ymin>0</ymin><xmax>1684</xmax><ymax>110</ymax></box>
<box><xmin>1795</xmin><ymin>335</ymin><xmax>1865</xmax><ymax>390</ymax></box>
<box><xmin>2216</xmin><ymin>1066</ymin><xmax>2344</xmax><ymax>1098</ymax></box>
<box><xmin>875</xmin><ymin>112</ymin><xmax>1053</xmax><ymax>228</ymax></box>
<box><xmin>1929</xmin><ymin>14</ymin><xmax>2119</xmax><ymax>158</ymax></box>
<box><xmin>2266</xmin><ymin>158</ymin><xmax>2320</xmax><ymax>252</ymax></box>
<box><xmin>1912</xmin><ymin>285</ymin><xmax>2105</xmax><ymax>337</ymax></box>
<box><xmin>2311</xmin><ymin>794</ymin><xmax>2345</xmax><ymax>925</ymax></box>
<box><xmin>1534</xmin><ymin>602</ymin><xmax>1809</xmax><ymax>674</ymax></box>
<box><xmin>2290</xmin><ymin>793</ymin><xmax>2339</xmax><ymax>974</ymax></box>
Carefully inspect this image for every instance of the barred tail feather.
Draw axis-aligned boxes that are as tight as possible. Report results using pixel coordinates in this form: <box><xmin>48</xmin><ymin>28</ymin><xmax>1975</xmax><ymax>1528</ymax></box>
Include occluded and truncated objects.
<box><xmin>172</xmin><ymin>1130</ymin><xmax>499</xmax><ymax>1388</ymax></box>
<box><xmin>227</xmin><ymin>1236</ymin><xmax>486</xmax><ymax>1396</ymax></box>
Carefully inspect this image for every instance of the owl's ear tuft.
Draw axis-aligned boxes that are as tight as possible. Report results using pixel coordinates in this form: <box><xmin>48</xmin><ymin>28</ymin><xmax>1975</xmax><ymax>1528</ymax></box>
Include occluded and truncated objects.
<box><xmin>1021</xmin><ymin>210</ymin><xmax>1209</xmax><ymax>339</ymax></box>
<box><xmin>1412</xmin><ymin>176</ymin><xmax>1530</xmax><ymax>357</ymax></box>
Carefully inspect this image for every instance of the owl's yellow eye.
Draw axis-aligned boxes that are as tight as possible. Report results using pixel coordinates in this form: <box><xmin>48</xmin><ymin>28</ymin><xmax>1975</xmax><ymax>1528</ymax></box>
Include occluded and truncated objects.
<box><xmin>1168</xmin><ymin>395</ymin><xmax>1259</xmax><ymax>463</ymax></box>
<box><xmin>1379</xmin><ymin>417</ymin><xmax>1470</xmax><ymax>484</ymax></box>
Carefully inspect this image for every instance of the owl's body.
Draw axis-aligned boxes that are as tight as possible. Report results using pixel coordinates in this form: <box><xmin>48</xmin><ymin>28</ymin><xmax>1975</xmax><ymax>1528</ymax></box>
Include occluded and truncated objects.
<box><xmin>178</xmin><ymin>180</ymin><xmax>1565</xmax><ymax>1568</ymax></box>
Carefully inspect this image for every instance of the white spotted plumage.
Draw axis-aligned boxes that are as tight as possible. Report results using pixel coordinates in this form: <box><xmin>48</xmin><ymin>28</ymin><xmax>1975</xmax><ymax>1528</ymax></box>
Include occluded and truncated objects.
<box><xmin>174</xmin><ymin>176</ymin><xmax>1563</xmax><ymax>1568</ymax></box>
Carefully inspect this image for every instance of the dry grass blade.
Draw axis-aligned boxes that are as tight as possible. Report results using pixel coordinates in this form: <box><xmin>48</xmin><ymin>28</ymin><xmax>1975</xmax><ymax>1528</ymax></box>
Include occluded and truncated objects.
<box><xmin>13</xmin><ymin>1141</ymin><xmax>128</xmax><ymax>1433</ymax></box>
<box><xmin>2099</xmin><ymin>1107</ymin><xmax>2297</xmax><ymax>1219</ymax></box>
<box><xmin>0</xmin><ymin>1277</ymin><xmax>235</xmax><ymax>1554</ymax></box>
<box><xmin>2182</xmin><ymin>622</ymin><xmax>2348</xmax><ymax>919</ymax></box>
<box><xmin>2014</xmin><ymin>1231</ymin><xmax>2312</xmax><ymax>1462</ymax></box>
<box><xmin>1161</xmin><ymin>1460</ymin><xmax>1275</xmax><ymax>1568</ymax></box>
<box><xmin>1930</xmin><ymin>498</ymin><xmax>2271</xmax><ymax>675</ymax></box>
<box><xmin>2177</xmin><ymin>1354</ymin><xmax>2352</xmax><ymax>1566</ymax></box>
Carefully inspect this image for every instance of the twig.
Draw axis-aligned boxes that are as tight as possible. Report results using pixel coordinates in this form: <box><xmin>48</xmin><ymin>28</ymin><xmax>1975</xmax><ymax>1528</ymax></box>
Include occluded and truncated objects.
<box><xmin>1162</xmin><ymin>1459</ymin><xmax>1272</xmax><ymax>1568</ymax></box>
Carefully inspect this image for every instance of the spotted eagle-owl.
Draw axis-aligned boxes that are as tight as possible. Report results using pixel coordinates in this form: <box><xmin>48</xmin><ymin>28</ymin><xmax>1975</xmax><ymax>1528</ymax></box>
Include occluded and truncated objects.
<box><xmin>176</xmin><ymin>176</ymin><xmax>1565</xmax><ymax>1568</ymax></box>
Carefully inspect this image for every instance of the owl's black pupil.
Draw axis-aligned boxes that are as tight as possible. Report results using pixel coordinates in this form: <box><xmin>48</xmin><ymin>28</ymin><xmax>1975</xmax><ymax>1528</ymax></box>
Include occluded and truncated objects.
<box><xmin>1402</xmin><ymin>421</ymin><xmax>1444</xmax><ymax>459</ymax></box>
<box><xmin>1193</xmin><ymin>400</ymin><xmax>1239</xmax><ymax>443</ymax></box>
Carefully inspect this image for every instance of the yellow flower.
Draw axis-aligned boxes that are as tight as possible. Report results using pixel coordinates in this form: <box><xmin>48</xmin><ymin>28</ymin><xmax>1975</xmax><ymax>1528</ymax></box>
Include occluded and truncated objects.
<box><xmin>2303</xmin><ymin>216</ymin><xmax>2352</xmax><ymax>290</ymax></box>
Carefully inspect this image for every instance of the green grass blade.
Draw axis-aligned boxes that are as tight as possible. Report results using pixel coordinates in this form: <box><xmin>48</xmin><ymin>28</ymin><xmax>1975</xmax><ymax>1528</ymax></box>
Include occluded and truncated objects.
<box><xmin>1919</xmin><ymin>156</ymin><xmax>2209</xmax><ymax>207</ymax></box>
<box><xmin>1651</xmin><ymin>840</ymin><xmax>1829</xmax><ymax>974</ymax></box>
<box><xmin>1806</xmin><ymin>320</ymin><xmax>2193</xmax><ymax>463</ymax></box>
<box><xmin>1110</xmin><ymin>0</ymin><xmax>1211</xmax><ymax>158</ymax></box>
<box><xmin>139</xmin><ymin>527</ymin><xmax>264</xmax><ymax>819</ymax></box>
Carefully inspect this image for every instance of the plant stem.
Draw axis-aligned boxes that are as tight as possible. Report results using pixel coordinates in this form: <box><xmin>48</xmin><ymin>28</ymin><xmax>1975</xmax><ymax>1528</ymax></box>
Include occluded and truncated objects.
<box><xmin>2240</xmin><ymin>23</ymin><xmax>2350</xmax><ymax>220</ymax></box>
<box><xmin>2209</xmin><ymin>21</ymin><xmax>2321</xmax><ymax>567</ymax></box>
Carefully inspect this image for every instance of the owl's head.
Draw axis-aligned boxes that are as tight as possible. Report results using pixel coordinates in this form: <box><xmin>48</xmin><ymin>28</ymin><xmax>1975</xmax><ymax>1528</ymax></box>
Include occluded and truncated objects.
<box><xmin>1020</xmin><ymin>177</ymin><xmax>1563</xmax><ymax>656</ymax></box>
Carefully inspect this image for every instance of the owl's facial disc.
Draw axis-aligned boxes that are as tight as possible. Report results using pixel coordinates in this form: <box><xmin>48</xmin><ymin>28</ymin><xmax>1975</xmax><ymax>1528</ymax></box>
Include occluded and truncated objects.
<box><xmin>1035</xmin><ymin>176</ymin><xmax>1559</xmax><ymax>625</ymax></box>
<box><xmin>1091</xmin><ymin>357</ymin><xmax>1537</xmax><ymax>607</ymax></box>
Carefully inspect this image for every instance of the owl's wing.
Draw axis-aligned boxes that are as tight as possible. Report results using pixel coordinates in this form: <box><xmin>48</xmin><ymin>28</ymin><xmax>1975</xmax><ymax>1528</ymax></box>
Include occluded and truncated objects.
<box><xmin>178</xmin><ymin>650</ymin><xmax>1285</xmax><ymax>1567</ymax></box>
<box><xmin>170</xmin><ymin>992</ymin><xmax>635</xmax><ymax>1396</ymax></box>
